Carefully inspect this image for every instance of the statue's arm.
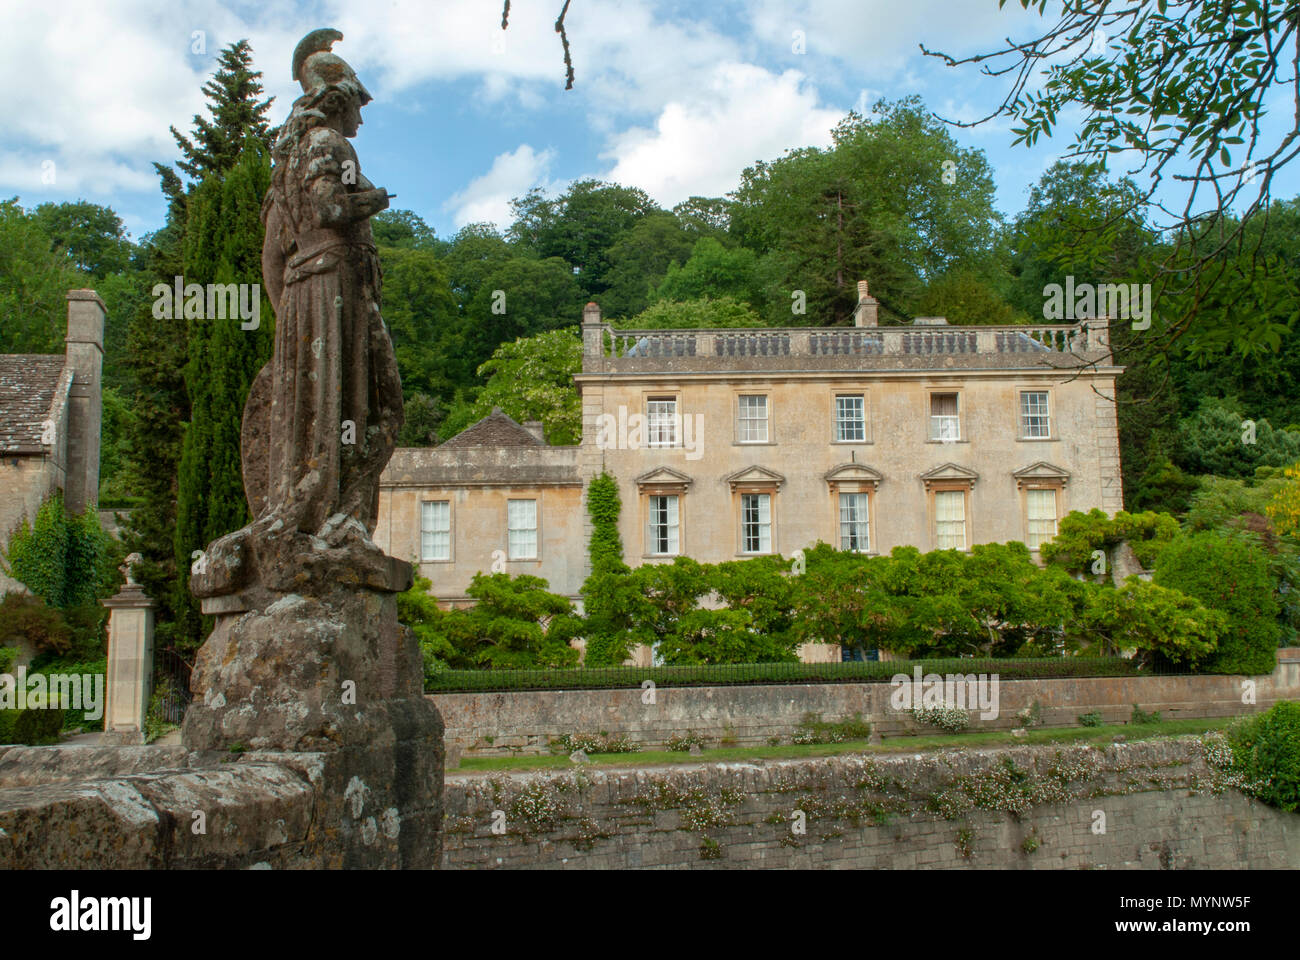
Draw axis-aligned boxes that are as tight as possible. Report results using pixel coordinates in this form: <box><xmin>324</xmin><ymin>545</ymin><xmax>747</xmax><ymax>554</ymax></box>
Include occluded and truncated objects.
<box><xmin>304</xmin><ymin>130</ymin><xmax>389</xmax><ymax>228</ymax></box>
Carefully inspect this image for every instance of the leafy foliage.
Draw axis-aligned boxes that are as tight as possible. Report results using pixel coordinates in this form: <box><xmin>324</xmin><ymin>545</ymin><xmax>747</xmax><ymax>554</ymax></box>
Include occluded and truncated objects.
<box><xmin>172</xmin><ymin>141</ymin><xmax>274</xmax><ymax>651</ymax></box>
<box><xmin>440</xmin><ymin>329</ymin><xmax>583</xmax><ymax>445</ymax></box>
<box><xmin>407</xmin><ymin>573</ymin><xmax>581</xmax><ymax>671</ymax></box>
<box><xmin>1267</xmin><ymin>463</ymin><xmax>1300</xmax><ymax>539</ymax></box>
<box><xmin>2</xmin><ymin>493</ymin><xmax>114</xmax><ymax>609</ymax></box>
<box><xmin>0</xmin><ymin>198</ymin><xmax>91</xmax><ymax>354</ymax></box>
<box><xmin>1153</xmin><ymin>533</ymin><xmax>1280</xmax><ymax>675</ymax></box>
<box><xmin>1079</xmin><ymin>579</ymin><xmax>1223</xmax><ymax>667</ymax></box>
<box><xmin>1226</xmin><ymin>701</ymin><xmax>1300</xmax><ymax>813</ymax></box>
<box><xmin>1175</xmin><ymin>398</ymin><xmax>1300</xmax><ymax>479</ymax></box>
<box><xmin>586</xmin><ymin>472</ymin><xmax>623</xmax><ymax>570</ymax></box>
<box><xmin>1039</xmin><ymin>509</ymin><xmax>1179</xmax><ymax>574</ymax></box>
<box><xmin>730</xmin><ymin>100</ymin><xmax>1004</xmax><ymax>325</ymax></box>
<box><xmin>397</xmin><ymin>574</ymin><xmax>456</xmax><ymax>674</ymax></box>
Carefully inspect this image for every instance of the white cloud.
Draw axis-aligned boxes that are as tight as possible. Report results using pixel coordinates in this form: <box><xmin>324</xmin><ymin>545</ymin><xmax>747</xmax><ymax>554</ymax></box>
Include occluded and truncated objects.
<box><xmin>445</xmin><ymin>144</ymin><xmax>559</xmax><ymax>229</ymax></box>
<box><xmin>600</xmin><ymin>63</ymin><xmax>841</xmax><ymax>207</ymax></box>
<box><xmin>748</xmin><ymin>0</ymin><xmax>1043</xmax><ymax>81</ymax></box>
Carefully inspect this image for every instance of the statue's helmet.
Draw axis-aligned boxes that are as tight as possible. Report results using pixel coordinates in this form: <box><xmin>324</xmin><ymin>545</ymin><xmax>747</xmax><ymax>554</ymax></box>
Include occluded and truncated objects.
<box><xmin>292</xmin><ymin>28</ymin><xmax>372</xmax><ymax>106</ymax></box>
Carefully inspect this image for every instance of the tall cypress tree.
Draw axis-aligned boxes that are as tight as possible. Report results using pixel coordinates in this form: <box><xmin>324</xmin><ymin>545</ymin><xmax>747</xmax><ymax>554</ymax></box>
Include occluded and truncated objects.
<box><xmin>172</xmin><ymin>142</ymin><xmax>274</xmax><ymax>649</ymax></box>
<box><xmin>169</xmin><ymin>40</ymin><xmax>274</xmax><ymax>182</ymax></box>
<box><xmin>123</xmin><ymin>40</ymin><xmax>274</xmax><ymax>653</ymax></box>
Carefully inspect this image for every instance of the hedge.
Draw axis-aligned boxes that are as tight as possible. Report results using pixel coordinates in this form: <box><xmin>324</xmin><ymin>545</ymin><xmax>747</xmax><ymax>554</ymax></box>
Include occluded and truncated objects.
<box><xmin>424</xmin><ymin>655</ymin><xmax>1176</xmax><ymax>693</ymax></box>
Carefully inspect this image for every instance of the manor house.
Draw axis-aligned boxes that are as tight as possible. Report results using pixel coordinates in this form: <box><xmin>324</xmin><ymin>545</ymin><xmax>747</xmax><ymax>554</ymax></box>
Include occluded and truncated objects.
<box><xmin>375</xmin><ymin>282</ymin><xmax>1124</xmax><ymax>641</ymax></box>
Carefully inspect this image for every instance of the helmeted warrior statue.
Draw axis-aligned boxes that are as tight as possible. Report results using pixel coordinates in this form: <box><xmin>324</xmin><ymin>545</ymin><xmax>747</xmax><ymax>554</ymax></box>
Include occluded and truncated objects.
<box><xmin>192</xmin><ymin>29</ymin><xmax>407</xmax><ymax>601</ymax></box>
<box><xmin>182</xmin><ymin>33</ymin><xmax>442</xmax><ymax>867</ymax></box>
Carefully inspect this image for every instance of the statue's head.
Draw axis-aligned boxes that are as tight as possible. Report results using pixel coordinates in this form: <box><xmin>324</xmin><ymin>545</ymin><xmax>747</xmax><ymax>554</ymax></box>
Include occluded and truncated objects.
<box><xmin>292</xmin><ymin>29</ymin><xmax>371</xmax><ymax>136</ymax></box>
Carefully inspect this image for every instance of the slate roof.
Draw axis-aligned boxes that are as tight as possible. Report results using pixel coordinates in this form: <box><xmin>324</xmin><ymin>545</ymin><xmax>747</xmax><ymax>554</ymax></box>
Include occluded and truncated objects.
<box><xmin>0</xmin><ymin>355</ymin><xmax>69</xmax><ymax>454</ymax></box>
<box><xmin>440</xmin><ymin>408</ymin><xmax>543</xmax><ymax>448</ymax></box>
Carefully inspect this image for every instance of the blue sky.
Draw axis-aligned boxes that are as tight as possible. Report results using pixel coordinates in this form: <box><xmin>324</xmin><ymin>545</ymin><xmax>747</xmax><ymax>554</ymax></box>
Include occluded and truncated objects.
<box><xmin>2</xmin><ymin>0</ymin><xmax>1296</xmax><ymax>244</ymax></box>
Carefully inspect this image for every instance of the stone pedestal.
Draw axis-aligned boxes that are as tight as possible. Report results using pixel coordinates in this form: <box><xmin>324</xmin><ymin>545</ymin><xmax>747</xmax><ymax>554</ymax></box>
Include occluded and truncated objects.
<box><xmin>183</xmin><ymin>552</ymin><xmax>444</xmax><ymax>868</ymax></box>
<box><xmin>101</xmin><ymin>582</ymin><xmax>155</xmax><ymax>746</ymax></box>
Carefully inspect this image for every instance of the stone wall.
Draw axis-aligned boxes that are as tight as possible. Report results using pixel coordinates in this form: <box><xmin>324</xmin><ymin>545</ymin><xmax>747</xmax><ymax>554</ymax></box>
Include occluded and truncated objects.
<box><xmin>0</xmin><ymin>457</ymin><xmax>63</xmax><ymax>601</ymax></box>
<box><xmin>441</xmin><ymin>738</ymin><xmax>1300</xmax><ymax>869</ymax></box>
<box><xmin>432</xmin><ymin>658</ymin><xmax>1300</xmax><ymax>757</ymax></box>
<box><xmin>0</xmin><ymin>743</ymin><xmax>441</xmax><ymax>869</ymax></box>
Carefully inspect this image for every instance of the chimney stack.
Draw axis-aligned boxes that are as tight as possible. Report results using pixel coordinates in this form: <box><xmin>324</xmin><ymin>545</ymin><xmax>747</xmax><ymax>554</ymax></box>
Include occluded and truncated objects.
<box><xmin>581</xmin><ymin>301</ymin><xmax>604</xmax><ymax>362</ymax></box>
<box><xmin>64</xmin><ymin>290</ymin><xmax>104</xmax><ymax>514</ymax></box>
<box><xmin>853</xmin><ymin>281</ymin><xmax>878</xmax><ymax>328</ymax></box>
<box><xmin>522</xmin><ymin>421</ymin><xmax>546</xmax><ymax>444</ymax></box>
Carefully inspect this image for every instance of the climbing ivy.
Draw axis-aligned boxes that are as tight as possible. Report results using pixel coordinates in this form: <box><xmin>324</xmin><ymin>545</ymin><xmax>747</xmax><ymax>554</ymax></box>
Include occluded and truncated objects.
<box><xmin>2</xmin><ymin>492</ymin><xmax>110</xmax><ymax>609</ymax></box>
<box><xmin>580</xmin><ymin>472</ymin><xmax>633</xmax><ymax>666</ymax></box>
<box><xmin>586</xmin><ymin>471</ymin><xmax>623</xmax><ymax>570</ymax></box>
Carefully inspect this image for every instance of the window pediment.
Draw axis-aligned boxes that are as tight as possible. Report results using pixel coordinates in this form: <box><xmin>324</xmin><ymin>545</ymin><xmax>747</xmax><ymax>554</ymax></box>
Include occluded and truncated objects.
<box><xmin>636</xmin><ymin>466</ymin><xmax>693</xmax><ymax>492</ymax></box>
<box><xmin>1013</xmin><ymin>461</ymin><xmax>1070</xmax><ymax>488</ymax></box>
<box><xmin>920</xmin><ymin>462</ymin><xmax>978</xmax><ymax>489</ymax></box>
<box><xmin>725</xmin><ymin>465</ymin><xmax>785</xmax><ymax>491</ymax></box>
<box><xmin>824</xmin><ymin>462</ymin><xmax>883</xmax><ymax>490</ymax></box>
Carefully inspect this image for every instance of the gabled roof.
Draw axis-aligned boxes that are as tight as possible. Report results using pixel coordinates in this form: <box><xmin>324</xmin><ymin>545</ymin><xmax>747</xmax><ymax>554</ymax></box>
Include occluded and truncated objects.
<box><xmin>0</xmin><ymin>355</ymin><xmax>70</xmax><ymax>455</ymax></box>
<box><xmin>920</xmin><ymin>462</ymin><xmax>979</xmax><ymax>487</ymax></box>
<box><xmin>440</xmin><ymin>407</ymin><xmax>543</xmax><ymax>448</ymax></box>
<box><xmin>724</xmin><ymin>465</ymin><xmax>785</xmax><ymax>490</ymax></box>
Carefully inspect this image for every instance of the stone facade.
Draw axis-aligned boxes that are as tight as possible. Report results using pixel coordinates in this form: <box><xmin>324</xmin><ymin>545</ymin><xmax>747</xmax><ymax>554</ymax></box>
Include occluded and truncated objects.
<box><xmin>0</xmin><ymin>290</ymin><xmax>105</xmax><ymax>600</ymax></box>
<box><xmin>378</xmin><ymin>284</ymin><xmax>1125</xmax><ymax>627</ymax></box>
<box><xmin>376</xmin><ymin>414</ymin><xmax>585</xmax><ymax>604</ymax></box>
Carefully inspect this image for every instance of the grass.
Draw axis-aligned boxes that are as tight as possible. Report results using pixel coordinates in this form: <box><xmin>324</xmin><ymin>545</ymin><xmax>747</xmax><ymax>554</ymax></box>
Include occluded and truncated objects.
<box><xmin>454</xmin><ymin>716</ymin><xmax>1236</xmax><ymax>773</ymax></box>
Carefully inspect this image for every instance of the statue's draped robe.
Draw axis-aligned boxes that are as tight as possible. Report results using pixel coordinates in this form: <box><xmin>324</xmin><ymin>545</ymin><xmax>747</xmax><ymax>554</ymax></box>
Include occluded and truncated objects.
<box><xmin>259</xmin><ymin>115</ymin><xmax>402</xmax><ymax>536</ymax></box>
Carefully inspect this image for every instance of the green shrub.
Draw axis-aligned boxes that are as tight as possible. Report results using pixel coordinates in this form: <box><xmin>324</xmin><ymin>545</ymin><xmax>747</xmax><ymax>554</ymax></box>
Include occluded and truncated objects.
<box><xmin>1130</xmin><ymin>704</ymin><xmax>1161</xmax><ymax>725</ymax></box>
<box><xmin>0</xmin><ymin>706</ymin><xmax>66</xmax><ymax>745</ymax></box>
<box><xmin>1078</xmin><ymin>711</ymin><xmax>1104</xmax><ymax>727</ymax></box>
<box><xmin>425</xmin><ymin>655</ymin><xmax>1150</xmax><ymax>693</ymax></box>
<box><xmin>0</xmin><ymin>593</ymin><xmax>72</xmax><ymax>657</ymax></box>
<box><xmin>1154</xmin><ymin>532</ymin><xmax>1281</xmax><ymax>674</ymax></box>
<box><xmin>1226</xmin><ymin>701</ymin><xmax>1300</xmax><ymax>812</ymax></box>
<box><xmin>397</xmin><ymin>573</ymin><xmax>456</xmax><ymax>672</ymax></box>
<box><xmin>412</xmin><ymin>572</ymin><xmax>582</xmax><ymax>673</ymax></box>
<box><xmin>0</xmin><ymin>646</ymin><xmax>17</xmax><ymax>674</ymax></box>
<box><xmin>793</xmin><ymin>711</ymin><xmax>871</xmax><ymax>744</ymax></box>
<box><xmin>1040</xmin><ymin>509</ymin><xmax>1179</xmax><ymax>575</ymax></box>
<box><xmin>1079</xmin><ymin>579</ymin><xmax>1224</xmax><ymax>666</ymax></box>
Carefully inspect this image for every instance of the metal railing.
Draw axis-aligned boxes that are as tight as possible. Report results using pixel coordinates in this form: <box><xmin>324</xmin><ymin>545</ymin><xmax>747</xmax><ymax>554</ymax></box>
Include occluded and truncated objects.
<box><xmin>152</xmin><ymin>648</ymin><xmax>193</xmax><ymax>725</ymax></box>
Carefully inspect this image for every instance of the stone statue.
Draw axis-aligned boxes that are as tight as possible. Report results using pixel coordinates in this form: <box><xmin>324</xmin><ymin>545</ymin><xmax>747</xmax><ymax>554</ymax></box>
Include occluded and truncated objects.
<box><xmin>192</xmin><ymin>28</ymin><xmax>408</xmax><ymax>604</ymax></box>
<box><xmin>119</xmin><ymin>553</ymin><xmax>142</xmax><ymax>587</ymax></box>
<box><xmin>180</xmin><ymin>29</ymin><xmax>443</xmax><ymax>868</ymax></box>
<box><xmin>184</xmin><ymin>29</ymin><xmax>440</xmax><ymax>768</ymax></box>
